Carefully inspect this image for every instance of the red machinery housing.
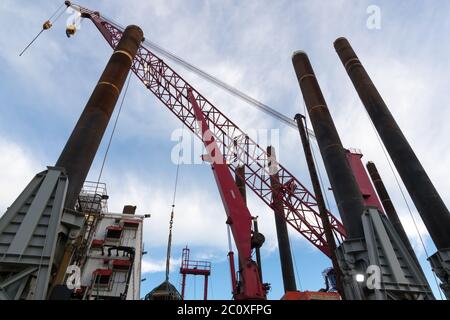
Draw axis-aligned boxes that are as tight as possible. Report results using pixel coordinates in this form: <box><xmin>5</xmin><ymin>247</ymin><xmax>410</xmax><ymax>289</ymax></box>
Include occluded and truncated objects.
<box><xmin>345</xmin><ymin>149</ymin><xmax>384</xmax><ymax>212</ymax></box>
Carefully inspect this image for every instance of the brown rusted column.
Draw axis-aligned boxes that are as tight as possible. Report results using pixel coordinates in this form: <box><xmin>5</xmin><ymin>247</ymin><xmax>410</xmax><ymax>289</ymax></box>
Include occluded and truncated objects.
<box><xmin>292</xmin><ymin>51</ymin><xmax>366</xmax><ymax>239</ymax></box>
<box><xmin>56</xmin><ymin>25</ymin><xmax>144</xmax><ymax>209</ymax></box>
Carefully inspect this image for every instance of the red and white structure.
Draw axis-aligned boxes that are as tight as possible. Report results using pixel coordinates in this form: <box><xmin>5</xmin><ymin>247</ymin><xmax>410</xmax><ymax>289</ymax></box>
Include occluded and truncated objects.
<box><xmin>179</xmin><ymin>247</ymin><xmax>211</xmax><ymax>300</ymax></box>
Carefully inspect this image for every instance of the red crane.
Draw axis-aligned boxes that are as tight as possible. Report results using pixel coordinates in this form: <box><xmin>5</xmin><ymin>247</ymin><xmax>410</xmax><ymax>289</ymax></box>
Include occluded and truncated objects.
<box><xmin>188</xmin><ymin>89</ymin><xmax>266</xmax><ymax>299</ymax></box>
<box><xmin>64</xmin><ymin>1</ymin><xmax>347</xmax><ymax>298</ymax></box>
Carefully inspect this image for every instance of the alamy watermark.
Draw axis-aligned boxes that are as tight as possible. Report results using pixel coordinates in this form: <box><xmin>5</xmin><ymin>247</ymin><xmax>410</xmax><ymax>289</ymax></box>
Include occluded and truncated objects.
<box><xmin>170</xmin><ymin>127</ymin><xmax>280</xmax><ymax>168</ymax></box>
<box><xmin>356</xmin><ymin>265</ymin><xmax>382</xmax><ymax>290</ymax></box>
<box><xmin>66</xmin><ymin>265</ymin><xmax>81</xmax><ymax>290</ymax></box>
<box><xmin>367</xmin><ymin>5</ymin><xmax>382</xmax><ymax>30</ymax></box>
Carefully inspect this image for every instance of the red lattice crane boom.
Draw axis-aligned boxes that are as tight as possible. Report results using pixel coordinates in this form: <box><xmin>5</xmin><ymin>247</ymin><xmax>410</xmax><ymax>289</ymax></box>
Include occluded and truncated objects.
<box><xmin>70</xmin><ymin>3</ymin><xmax>347</xmax><ymax>257</ymax></box>
<box><xmin>189</xmin><ymin>90</ymin><xmax>266</xmax><ymax>299</ymax></box>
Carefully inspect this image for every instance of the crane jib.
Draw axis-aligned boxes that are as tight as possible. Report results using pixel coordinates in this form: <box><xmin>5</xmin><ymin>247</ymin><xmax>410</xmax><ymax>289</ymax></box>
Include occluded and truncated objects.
<box><xmin>72</xmin><ymin>4</ymin><xmax>347</xmax><ymax>258</ymax></box>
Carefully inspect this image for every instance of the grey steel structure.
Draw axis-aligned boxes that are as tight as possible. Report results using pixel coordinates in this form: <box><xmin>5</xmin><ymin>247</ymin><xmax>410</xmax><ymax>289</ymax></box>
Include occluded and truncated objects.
<box><xmin>0</xmin><ymin>167</ymin><xmax>83</xmax><ymax>299</ymax></box>
<box><xmin>292</xmin><ymin>51</ymin><xmax>434</xmax><ymax>300</ymax></box>
<box><xmin>0</xmin><ymin>25</ymin><xmax>143</xmax><ymax>300</ymax></box>
<box><xmin>366</xmin><ymin>161</ymin><xmax>421</xmax><ymax>270</ymax></box>
<box><xmin>334</xmin><ymin>37</ymin><xmax>450</xmax><ymax>299</ymax></box>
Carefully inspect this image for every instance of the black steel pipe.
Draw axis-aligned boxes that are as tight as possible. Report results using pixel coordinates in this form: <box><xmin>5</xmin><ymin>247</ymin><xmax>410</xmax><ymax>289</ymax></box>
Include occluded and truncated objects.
<box><xmin>366</xmin><ymin>161</ymin><xmax>422</xmax><ymax>268</ymax></box>
<box><xmin>267</xmin><ymin>146</ymin><xmax>297</xmax><ymax>292</ymax></box>
<box><xmin>292</xmin><ymin>51</ymin><xmax>366</xmax><ymax>239</ymax></box>
<box><xmin>334</xmin><ymin>37</ymin><xmax>450</xmax><ymax>250</ymax></box>
<box><xmin>252</xmin><ymin>217</ymin><xmax>263</xmax><ymax>283</ymax></box>
<box><xmin>295</xmin><ymin>114</ymin><xmax>345</xmax><ymax>298</ymax></box>
<box><xmin>56</xmin><ymin>25</ymin><xmax>144</xmax><ymax>209</ymax></box>
<box><xmin>234</xmin><ymin>166</ymin><xmax>263</xmax><ymax>281</ymax></box>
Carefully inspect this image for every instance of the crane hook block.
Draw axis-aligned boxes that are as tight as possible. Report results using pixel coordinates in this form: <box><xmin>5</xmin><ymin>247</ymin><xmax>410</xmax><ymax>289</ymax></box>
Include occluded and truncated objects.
<box><xmin>66</xmin><ymin>24</ymin><xmax>77</xmax><ymax>38</ymax></box>
<box><xmin>43</xmin><ymin>20</ymin><xmax>52</xmax><ymax>30</ymax></box>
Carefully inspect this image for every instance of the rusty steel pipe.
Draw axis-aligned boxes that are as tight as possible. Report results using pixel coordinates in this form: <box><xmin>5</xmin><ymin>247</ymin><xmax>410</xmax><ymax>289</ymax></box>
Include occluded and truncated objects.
<box><xmin>334</xmin><ymin>37</ymin><xmax>450</xmax><ymax>250</ymax></box>
<box><xmin>292</xmin><ymin>51</ymin><xmax>366</xmax><ymax>239</ymax></box>
<box><xmin>56</xmin><ymin>25</ymin><xmax>144</xmax><ymax>209</ymax></box>
<box><xmin>50</xmin><ymin>25</ymin><xmax>143</xmax><ymax>291</ymax></box>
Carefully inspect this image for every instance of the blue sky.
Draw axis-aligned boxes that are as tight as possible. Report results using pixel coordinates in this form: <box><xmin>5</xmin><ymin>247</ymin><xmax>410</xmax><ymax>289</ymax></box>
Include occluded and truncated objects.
<box><xmin>1</xmin><ymin>0</ymin><xmax>450</xmax><ymax>300</ymax></box>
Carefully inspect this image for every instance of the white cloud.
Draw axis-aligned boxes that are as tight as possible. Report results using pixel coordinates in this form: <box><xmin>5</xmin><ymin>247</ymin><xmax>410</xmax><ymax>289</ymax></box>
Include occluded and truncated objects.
<box><xmin>0</xmin><ymin>137</ymin><xmax>41</xmax><ymax>213</ymax></box>
<box><xmin>141</xmin><ymin>257</ymin><xmax>180</xmax><ymax>274</ymax></box>
<box><xmin>103</xmin><ymin>169</ymin><xmax>286</xmax><ymax>254</ymax></box>
<box><xmin>104</xmin><ymin>171</ymin><xmax>229</xmax><ymax>250</ymax></box>
<box><xmin>397</xmin><ymin>210</ymin><xmax>431</xmax><ymax>256</ymax></box>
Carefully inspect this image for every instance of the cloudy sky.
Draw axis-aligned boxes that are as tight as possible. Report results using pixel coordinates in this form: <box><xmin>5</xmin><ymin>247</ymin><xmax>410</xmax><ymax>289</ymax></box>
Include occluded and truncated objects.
<box><xmin>1</xmin><ymin>0</ymin><xmax>449</xmax><ymax>299</ymax></box>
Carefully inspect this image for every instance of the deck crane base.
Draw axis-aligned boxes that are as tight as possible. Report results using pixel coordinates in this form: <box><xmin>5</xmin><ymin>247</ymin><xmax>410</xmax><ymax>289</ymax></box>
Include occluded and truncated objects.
<box><xmin>336</xmin><ymin>207</ymin><xmax>434</xmax><ymax>300</ymax></box>
<box><xmin>428</xmin><ymin>249</ymin><xmax>450</xmax><ymax>299</ymax></box>
<box><xmin>0</xmin><ymin>167</ymin><xmax>84</xmax><ymax>300</ymax></box>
